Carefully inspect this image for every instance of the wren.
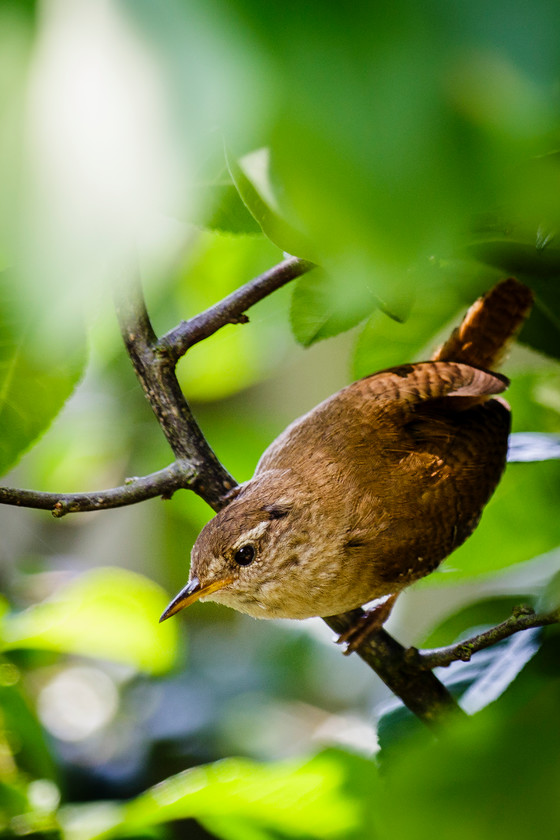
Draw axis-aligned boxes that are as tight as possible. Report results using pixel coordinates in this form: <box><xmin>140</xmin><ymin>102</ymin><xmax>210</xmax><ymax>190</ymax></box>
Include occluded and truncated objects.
<box><xmin>161</xmin><ymin>278</ymin><xmax>533</xmax><ymax>640</ymax></box>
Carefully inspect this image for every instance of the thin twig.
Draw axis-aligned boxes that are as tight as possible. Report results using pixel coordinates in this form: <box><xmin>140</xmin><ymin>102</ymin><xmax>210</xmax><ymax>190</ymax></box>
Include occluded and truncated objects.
<box><xmin>0</xmin><ymin>257</ymin><xmax>313</xmax><ymax>514</ymax></box>
<box><xmin>416</xmin><ymin>605</ymin><xmax>560</xmax><ymax>669</ymax></box>
<box><xmin>158</xmin><ymin>256</ymin><xmax>315</xmax><ymax>361</ymax></box>
<box><xmin>0</xmin><ymin>462</ymin><xmax>194</xmax><ymax>517</ymax></box>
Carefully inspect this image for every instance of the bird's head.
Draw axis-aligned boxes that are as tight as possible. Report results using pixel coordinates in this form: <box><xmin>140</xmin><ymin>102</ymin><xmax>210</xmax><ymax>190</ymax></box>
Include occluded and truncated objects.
<box><xmin>160</xmin><ymin>470</ymin><xmax>321</xmax><ymax>621</ymax></box>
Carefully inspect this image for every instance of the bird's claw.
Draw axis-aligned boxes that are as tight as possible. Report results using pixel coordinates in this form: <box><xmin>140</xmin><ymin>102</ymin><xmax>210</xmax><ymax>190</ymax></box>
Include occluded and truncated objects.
<box><xmin>336</xmin><ymin>594</ymin><xmax>398</xmax><ymax>654</ymax></box>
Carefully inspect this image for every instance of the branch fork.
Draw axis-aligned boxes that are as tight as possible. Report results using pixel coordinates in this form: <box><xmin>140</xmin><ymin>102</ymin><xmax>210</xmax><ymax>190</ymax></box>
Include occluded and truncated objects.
<box><xmin>0</xmin><ymin>253</ymin><xmax>557</xmax><ymax>726</ymax></box>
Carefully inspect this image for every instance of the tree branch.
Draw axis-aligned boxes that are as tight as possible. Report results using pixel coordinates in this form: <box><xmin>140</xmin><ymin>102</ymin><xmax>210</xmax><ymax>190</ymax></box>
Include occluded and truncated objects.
<box><xmin>416</xmin><ymin>605</ymin><xmax>560</xmax><ymax>670</ymax></box>
<box><xmin>323</xmin><ymin>611</ymin><xmax>465</xmax><ymax>726</ymax></box>
<box><xmin>0</xmin><ymin>462</ymin><xmax>195</xmax><ymax>517</ymax></box>
<box><xmin>0</xmin><ymin>257</ymin><xmax>314</xmax><ymax>515</ymax></box>
<box><xmin>114</xmin><ymin>271</ymin><xmax>236</xmax><ymax>509</ymax></box>
<box><xmin>4</xmin><ymin>253</ymin><xmax>542</xmax><ymax>727</ymax></box>
<box><xmin>158</xmin><ymin>256</ymin><xmax>315</xmax><ymax>362</ymax></box>
<box><xmin>114</xmin><ymin>259</ymin><xmax>463</xmax><ymax>727</ymax></box>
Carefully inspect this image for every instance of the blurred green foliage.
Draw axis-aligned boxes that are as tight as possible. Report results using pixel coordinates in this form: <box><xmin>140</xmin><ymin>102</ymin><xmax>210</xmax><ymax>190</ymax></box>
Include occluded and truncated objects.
<box><xmin>0</xmin><ymin>0</ymin><xmax>559</xmax><ymax>838</ymax></box>
<box><xmin>0</xmin><ymin>270</ymin><xmax>86</xmax><ymax>476</ymax></box>
<box><xmin>62</xmin><ymin>750</ymin><xmax>374</xmax><ymax>840</ymax></box>
<box><xmin>1</xmin><ymin>568</ymin><xmax>179</xmax><ymax>675</ymax></box>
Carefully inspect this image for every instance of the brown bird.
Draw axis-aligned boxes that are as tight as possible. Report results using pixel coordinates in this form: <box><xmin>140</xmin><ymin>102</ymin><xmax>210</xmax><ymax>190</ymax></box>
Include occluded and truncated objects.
<box><xmin>161</xmin><ymin>278</ymin><xmax>533</xmax><ymax>646</ymax></box>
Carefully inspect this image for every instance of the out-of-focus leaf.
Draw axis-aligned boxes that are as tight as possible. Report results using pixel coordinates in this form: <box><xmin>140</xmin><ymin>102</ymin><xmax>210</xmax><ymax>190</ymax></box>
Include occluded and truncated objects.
<box><xmin>60</xmin><ymin>751</ymin><xmax>377</xmax><ymax>840</ymax></box>
<box><xmin>351</xmin><ymin>259</ymin><xmax>499</xmax><ymax>378</ymax></box>
<box><xmin>506</xmin><ymin>369</ymin><xmax>560</xmax><ymax>434</ymax></box>
<box><xmin>1</xmin><ymin>569</ymin><xmax>179</xmax><ymax>676</ymax></box>
<box><xmin>421</xmin><ymin>596</ymin><xmax>537</xmax><ymax>648</ymax></box>
<box><xmin>0</xmin><ymin>4</ymin><xmax>34</xmax><ymax>266</ymax></box>
<box><xmin>227</xmin><ymin>148</ymin><xmax>316</xmax><ymax>260</ymax></box>
<box><xmin>0</xmin><ymin>781</ymin><xmax>28</xmax><ymax>828</ymax></box>
<box><xmin>290</xmin><ymin>268</ymin><xmax>378</xmax><ymax>347</ymax></box>
<box><xmin>468</xmin><ymin>240</ymin><xmax>560</xmax><ymax>360</ymax></box>
<box><xmin>183</xmin><ymin>145</ymin><xmax>263</xmax><ymax>234</ymax></box>
<box><xmin>469</xmin><ymin>239</ymin><xmax>560</xmax><ymax>278</ymax></box>
<box><xmin>0</xmin><ymin>677</ymin><xmax>56</xmax><ymax>781</ymax></box>
<box><xmin>426</xmin><ymin>460</ymin><xmax>560</xmax><ymax>582</ymax></box>
<box><xmin>375</xmin><ymin>702</ymin><xmax>432</xmax><ymax>765</ymax></box>
<box><xmin>379</xmin><ymin>680</ymin><xmax>560</xmax><ymax>840</ymax></box>
<box><xmin>0</xmin><ymin>271</ymin><xmax>86</xmax><ymax>477</ymax></box>
<box><xmin>378</xmin><ymin>624</ymin><xmax>541</xmax><ymax>759</ymax></box>
<box><xmin>127</xmin><ymin>753</ymin><xmax>360</xmax><ymax>839</ymax></box>
<box><xmin>255</xmin><ymin>1</ymin><xmax>558</xmax><ymax>307</ymax></box>
<box><xmin>204</xmin><ymin>183</ymin><xmax>263</xmax><ymax>235</ymax></box>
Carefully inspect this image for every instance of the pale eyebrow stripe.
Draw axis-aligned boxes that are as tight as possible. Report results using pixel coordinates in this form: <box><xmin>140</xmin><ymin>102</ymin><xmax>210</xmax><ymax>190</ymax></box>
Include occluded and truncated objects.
<box><xmin>231</xmin><ymin>520</ymin><xmax>270</xmax><ymax>551</ymax></box>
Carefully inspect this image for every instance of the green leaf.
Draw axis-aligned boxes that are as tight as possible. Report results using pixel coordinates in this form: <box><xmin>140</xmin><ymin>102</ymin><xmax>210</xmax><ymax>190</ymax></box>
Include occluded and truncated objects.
<box><xmin>0</xmin><ymin>676</ymin><xmax>57</xmax><ymax>782</ymax></box>
<box><xmin>290</xmin><ymin>268</ymin><xmax>378</xmax><ymax>347</ymax></box>
<box><xmin>468</xmin><ymin>239</ymin><xmax>560</xmax><ymax>278</ymax></box>
<box><xmin>378</xmin><ymin>619</ymin><xmax>542</xmax><ymax>762</ymax></box>
<box><xmin>0</xmin><ymin>270</ymin><xmax>86</xmax><ymax>477</ymax></box>
<box><xmin>421</xmin><ymin>596</ymin><xmax>536</xmax><ymax>648</ymax></box>
<box><xmin>425</xmin><ymin>460</ymin><xmax>560</xmax><ymax>583</ymax></box>
<box><xmin>227</xmin><ymin>148</ymin><xmax>316</xmax><ymax>260</ymax></box>
<box><xmin>352</xmin><ymin>259</ymin><xmax>499</xmax><ymax>378</ymax></box>
<box><xmin>1</xmin><ymin>568</ymin><xmax>179</xmax><ymax>676</ymax></box>
<box><xmin>467</xmin><ymin>240</ymin><xmax>560</xmax><ymax>361</ymax></box>
<box><xmin>379</xmin><ymin>680</ymin><xmax>560</xmax><ymax>840</ymax></box>
<box><xmin>204</xmin><ymin>183</ymin><xmax>263</xmax><ymax>235</ymax></box>
<box><xmin>126</xmin><ymin>753</ymin><xmax>361</xmax><ymax>839</ymax></box>
<box><xmin>59</xmin><ymin>751</ymin><xmax>377</xmax><ymax>840</ymax></box>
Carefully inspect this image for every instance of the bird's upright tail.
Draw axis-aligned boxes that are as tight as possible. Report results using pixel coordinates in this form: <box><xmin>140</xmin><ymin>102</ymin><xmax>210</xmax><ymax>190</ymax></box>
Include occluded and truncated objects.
<box><xmin>433</xmin><ymin>278</ymin><xmax>534</xmax><ymax>370</ymax></box>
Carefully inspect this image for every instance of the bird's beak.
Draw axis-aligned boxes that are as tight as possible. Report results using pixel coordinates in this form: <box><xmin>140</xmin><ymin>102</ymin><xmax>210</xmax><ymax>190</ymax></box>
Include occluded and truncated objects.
<box><xmin>159</xmin><ymin>576</ymin><xmax>234</xmax><ymax>622</ymax></box>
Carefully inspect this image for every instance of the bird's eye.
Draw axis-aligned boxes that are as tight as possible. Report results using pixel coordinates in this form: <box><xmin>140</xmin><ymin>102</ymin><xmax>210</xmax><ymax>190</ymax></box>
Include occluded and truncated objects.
<box><xmin>233</xmin><ymin>544</ymin><xmax>255</xmax><ymax>566</ymax></box>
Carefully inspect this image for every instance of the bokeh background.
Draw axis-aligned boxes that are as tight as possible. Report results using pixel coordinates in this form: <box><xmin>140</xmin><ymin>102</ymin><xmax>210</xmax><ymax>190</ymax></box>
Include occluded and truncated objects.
<box><xmin>1</xmin><ymin>1</ymin><xmax>560</xmax><ymax>838</ymax></box>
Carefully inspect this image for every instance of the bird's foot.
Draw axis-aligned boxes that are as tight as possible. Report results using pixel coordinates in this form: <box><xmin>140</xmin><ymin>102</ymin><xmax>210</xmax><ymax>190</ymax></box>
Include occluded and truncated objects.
<box><xmin>337</xmin><ymin>594</ymin><xmax>398</xmax><ymax>655</ymax></box>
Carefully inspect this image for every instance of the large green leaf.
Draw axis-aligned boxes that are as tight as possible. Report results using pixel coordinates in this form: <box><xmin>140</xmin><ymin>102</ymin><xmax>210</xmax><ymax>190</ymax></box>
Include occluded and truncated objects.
<box><xmin>1</xmin><ymin>568</ymin><xmax>179</xmax><ymax>676</ymax></box>
<box><xmin>59</xmin><ymin>751</ymin><xmax>377</xmax><ymax>840</ymax></box>
<box><xmin>378</xmin><ymin>674</ymin><xmax>560</xmax><ymax>840</ymax></box>
<box><xmin>0</xmin><ymin>271</ymin><xmax>86</xmax><ymax>477</ymax></box>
